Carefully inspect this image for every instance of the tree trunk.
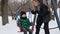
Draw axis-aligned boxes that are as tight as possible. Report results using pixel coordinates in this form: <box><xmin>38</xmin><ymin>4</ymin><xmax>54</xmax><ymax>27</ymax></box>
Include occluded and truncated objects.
<box><xmin>1</xmin><ymin>0</ymin><xmax>8</xmax><ymax>25</ymax></box>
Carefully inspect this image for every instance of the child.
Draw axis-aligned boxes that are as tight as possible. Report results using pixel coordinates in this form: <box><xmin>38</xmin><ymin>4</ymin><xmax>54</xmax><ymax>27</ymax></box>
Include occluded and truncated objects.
<box><xmin>18</xmin><ymin>11</ymin><xmax>32</xmax><ymax>34</ymax></box>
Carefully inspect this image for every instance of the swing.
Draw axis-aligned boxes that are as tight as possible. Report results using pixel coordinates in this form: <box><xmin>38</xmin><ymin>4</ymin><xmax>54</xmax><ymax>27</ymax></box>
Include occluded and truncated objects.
<box><xmin>17</xmin><ymin>19</ymin><xmax>34</xmax><ymax>32</ymax></box>
<box><xmin>17</xmin><ymin>11</ymin><xmax>35</xmax><ymax>32</ymax></box>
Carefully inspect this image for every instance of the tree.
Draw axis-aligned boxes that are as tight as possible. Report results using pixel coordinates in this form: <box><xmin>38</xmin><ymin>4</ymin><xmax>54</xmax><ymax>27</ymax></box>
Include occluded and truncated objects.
<box><xmin>1</xmin><ymin>0</ymin><xmax>8</xmax><ymax>25</ymax></box>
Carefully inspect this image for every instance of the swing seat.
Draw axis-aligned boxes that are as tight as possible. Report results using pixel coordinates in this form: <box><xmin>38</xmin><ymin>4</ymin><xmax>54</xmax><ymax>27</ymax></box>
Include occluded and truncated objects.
<box><xmin>17</xmin><ymin>22</ymin><xmax>34</xmax><ymax>32</ymax></box>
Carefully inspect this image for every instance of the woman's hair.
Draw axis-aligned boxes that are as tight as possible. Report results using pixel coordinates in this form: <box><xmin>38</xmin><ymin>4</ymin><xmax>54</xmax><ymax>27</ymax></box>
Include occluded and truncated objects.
<box><xmin>20</xmin><ymin>11</ymin><xmax>26</xmax><ymax>16</ymax></box>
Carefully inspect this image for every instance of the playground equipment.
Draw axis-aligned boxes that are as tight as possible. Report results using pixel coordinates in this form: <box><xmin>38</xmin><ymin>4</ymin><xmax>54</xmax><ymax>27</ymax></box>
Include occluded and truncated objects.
<box><xmin>1</xmin><ymin>0</ymin><xmax>60</xmax><ymax>30</ymax></box>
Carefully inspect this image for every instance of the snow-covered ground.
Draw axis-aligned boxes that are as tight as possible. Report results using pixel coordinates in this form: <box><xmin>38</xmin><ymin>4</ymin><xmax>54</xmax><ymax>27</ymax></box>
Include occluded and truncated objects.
<box><xmin>0</xmin><ymin>8</ymin><xmax>60</xmax><ymax>34</ymax></box>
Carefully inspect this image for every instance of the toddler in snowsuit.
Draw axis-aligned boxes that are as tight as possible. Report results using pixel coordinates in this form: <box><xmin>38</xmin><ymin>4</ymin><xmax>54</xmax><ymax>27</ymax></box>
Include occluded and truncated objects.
<box><xmin>18</xmin><ymin>11</ymin><xmax>32</xmax><ymax>34</ymax></box>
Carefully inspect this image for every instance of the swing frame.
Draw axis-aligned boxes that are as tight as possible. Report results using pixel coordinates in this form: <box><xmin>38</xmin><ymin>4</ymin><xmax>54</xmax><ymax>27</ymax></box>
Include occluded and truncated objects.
<box><xmin>17</xmin><ymin>18</ymin><xmax>34</xmax><ymax>32</ymax></box>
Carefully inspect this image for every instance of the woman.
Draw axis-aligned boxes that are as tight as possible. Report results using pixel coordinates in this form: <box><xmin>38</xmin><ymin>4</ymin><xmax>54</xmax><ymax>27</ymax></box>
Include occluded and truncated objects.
<box><xmin>31</xmin><ymin>0</ymin><xmax>51</xmax><ymax>34</ymax></box>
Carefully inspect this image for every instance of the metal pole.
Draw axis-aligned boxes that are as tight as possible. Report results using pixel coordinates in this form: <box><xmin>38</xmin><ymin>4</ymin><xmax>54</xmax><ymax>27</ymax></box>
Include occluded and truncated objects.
<box><xmin>51</xmin><ymin>0</ymin><xmax>60</xmax><ymax>30</ymax></box>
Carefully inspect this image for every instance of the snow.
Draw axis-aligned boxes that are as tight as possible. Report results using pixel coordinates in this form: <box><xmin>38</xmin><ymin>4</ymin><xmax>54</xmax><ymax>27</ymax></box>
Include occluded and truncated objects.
<box><xmin>0</xmin><ymin>8</ymin><xmax>60</xmax><ymax>34</ymax></box>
